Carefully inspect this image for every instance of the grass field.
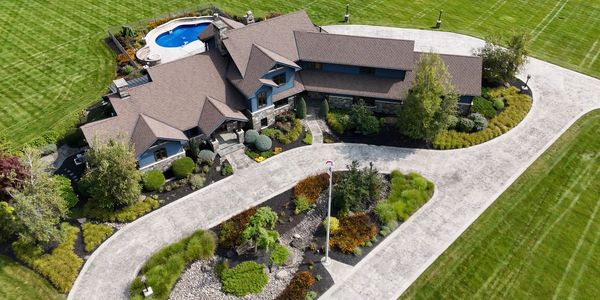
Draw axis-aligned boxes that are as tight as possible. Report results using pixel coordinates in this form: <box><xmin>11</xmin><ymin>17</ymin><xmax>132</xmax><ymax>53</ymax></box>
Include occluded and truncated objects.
<box><xmin>401</xmin><ymin>109</ymin><xmax>600</xmax><ymax>299</ymax></box>
<box><xmin>0</xmin><ymin>1</ymin><xmax>599</xmax><ymax>146</ymax></box>
<box><xmin>0</xmin><ymin>255</ymin><xmax>63</xmax><ymax>300</ymax></box>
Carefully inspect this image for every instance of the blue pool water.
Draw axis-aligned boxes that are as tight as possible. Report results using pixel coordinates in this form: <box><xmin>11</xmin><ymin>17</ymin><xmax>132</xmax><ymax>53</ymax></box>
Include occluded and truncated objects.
<box><xmin>155</xmin><ymin>23</ymin><xmax>209</xmax><ymax>48</ymax></box>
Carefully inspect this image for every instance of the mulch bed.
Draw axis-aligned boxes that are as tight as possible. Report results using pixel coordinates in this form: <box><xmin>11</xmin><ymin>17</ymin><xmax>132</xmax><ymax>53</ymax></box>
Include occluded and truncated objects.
<box><xmin>271</xmin><ymin>128</ymin><xmax>310</xmax><ymax>152</ymax></box>
<box><xmin>337</xmin><ymin>124</ymin><xmax>430</xmax><ymax>149</ymax></box>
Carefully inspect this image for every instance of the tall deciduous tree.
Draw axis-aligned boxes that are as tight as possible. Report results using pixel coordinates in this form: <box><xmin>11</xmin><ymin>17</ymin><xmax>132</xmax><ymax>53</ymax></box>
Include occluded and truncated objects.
<box><xmin>80</xmin><ymin>139</ymin><xmax>141</xmax><ymax>209</ymax></box>
<box><xmin>397</xmin><ymin>53</ymin><xmax>458</xmax><ymax>141</ymax></box>
<box><xmin>476</xmin><ymin>33</ymin><xmax>529</xmax><ymax>84</ymax></box>
<box><xmin>10</xmin><ymin>148</ymin><xmax>68</xmax><ymax>245</ymax></box>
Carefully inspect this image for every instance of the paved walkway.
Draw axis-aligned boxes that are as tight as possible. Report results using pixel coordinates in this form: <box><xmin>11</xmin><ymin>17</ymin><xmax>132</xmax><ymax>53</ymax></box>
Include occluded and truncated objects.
<box><xmin>68</xmin><ymin>27</ymin><xmax>600</xmax><ymax>300</ymax></box>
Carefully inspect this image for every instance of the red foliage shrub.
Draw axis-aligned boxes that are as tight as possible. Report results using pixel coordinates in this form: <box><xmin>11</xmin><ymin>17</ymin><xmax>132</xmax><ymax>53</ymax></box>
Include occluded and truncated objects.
<box><xmin>275</xmin><ymin>271</ymin><xmax>315</xmax><ymax>300</ymax></box>
<box><xmin>0</xmin><ymin>155</ymin><xmax>28</xmax><ymax>199</ymax></box>
<box><xmin>330</xmin><ymin>213</ymin><xmax>377</xmax><ymax>253</ymax></box>
<box><xmin>218</xmin><ymin>207</ymin><xmax>257</xmax><ymax>249</ymax></box>
<box><xmin>294</xmin><ymin>174</ymin><xmax>329</xmax><ymax>204</ymax></box>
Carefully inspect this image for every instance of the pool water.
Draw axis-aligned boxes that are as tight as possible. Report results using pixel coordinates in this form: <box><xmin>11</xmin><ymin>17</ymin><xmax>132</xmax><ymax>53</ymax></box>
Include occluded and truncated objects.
<box><xmin>155</xmin><ymin>23</ymin><xmax>209</xmax><ymax>48</ymax></box>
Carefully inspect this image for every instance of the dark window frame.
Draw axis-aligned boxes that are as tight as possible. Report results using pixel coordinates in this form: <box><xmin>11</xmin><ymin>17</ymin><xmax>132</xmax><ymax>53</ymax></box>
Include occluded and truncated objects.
<box><xmin>272</xmin><ymin>73</ymin><xmax>287</xmax><ymax>86</ymax></box>
<box><xmin>257</xmin><ymin>91</ymin><xmax>268</xmax><ymax>108</ymax></box>
<box><xmin>154</xmin><ymin>147</ymin><xmax>168</xmax><ymax>161</ymax></box>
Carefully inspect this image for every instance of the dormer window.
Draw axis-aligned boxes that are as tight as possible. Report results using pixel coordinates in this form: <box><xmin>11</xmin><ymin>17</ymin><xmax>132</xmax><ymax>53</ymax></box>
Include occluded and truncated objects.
<box><xmin>272</xmin><ymin>73</ymin><xmax>286</xmax><ymax>86</ymax></box>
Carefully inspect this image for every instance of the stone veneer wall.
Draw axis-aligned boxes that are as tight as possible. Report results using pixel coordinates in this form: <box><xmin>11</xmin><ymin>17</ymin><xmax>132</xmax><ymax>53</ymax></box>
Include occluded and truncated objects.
<box><xmin>140</xmin><ymin>151</ymin><xmax>186</xmax><ymax>173</ymax></box>
<box><xmin>374</xmin><ymin>99</ymin><xmax>401</xmax><ymax>114</ymax></box>
<box><xmin>250</xmin><ymin>97</ymin><xmax>295</xmax><ymax>130</ymax></box>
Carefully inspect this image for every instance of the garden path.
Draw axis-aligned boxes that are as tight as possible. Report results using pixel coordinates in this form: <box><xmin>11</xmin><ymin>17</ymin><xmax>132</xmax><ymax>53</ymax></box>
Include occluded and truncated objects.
<box><xmin>68</xmin><ymin>27</ymin><xmax>600</xmax><ymax>300</ymax></box>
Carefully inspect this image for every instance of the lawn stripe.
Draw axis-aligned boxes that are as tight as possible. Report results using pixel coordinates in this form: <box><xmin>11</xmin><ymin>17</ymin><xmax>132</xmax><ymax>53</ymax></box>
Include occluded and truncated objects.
<box><xmin>531</xmin><ymin>0</ymin><xmax>569</xmax><ymax>41</ymax></box>
<box><xmin>551</xmin><ymin>196</ymin><xmax>600</xmax><ymax>299</ymax></box>
<box><xmin>470</xmin><ymin>0</ymin><xmax>507</xmax><ymax>28</ymax></box>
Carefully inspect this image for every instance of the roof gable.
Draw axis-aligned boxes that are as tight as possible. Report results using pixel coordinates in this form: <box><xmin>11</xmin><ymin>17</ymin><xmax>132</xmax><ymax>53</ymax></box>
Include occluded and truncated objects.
<box><xmin>131</xmin><ymin>114</ymin><xmax>187</xmax><ymax>157</ymax></box>
<box><xmin>198</xmin><ymin>96</ymin><xmax>248</xmax><ymax>135</ymax></box>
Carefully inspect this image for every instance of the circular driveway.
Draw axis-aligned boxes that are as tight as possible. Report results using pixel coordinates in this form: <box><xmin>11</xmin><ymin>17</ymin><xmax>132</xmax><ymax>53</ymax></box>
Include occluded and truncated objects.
<box><xmin>68</xmin><ymin>26</ymin><xmax>600</xmax><ymax>300</ymax></box>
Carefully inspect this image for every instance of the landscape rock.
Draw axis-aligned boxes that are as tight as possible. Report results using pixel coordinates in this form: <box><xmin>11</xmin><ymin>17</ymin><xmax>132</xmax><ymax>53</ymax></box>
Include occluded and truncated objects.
<box><xmin>275</xmin><ymin>270</ymin><xmax>289</xmax><ymax>280</ymax></box>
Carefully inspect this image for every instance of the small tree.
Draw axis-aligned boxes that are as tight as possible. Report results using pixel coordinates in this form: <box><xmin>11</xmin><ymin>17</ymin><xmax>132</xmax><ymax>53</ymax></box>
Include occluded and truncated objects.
<box><xmin>476</xmin><ymin>33</ymin><xmax>529</xmax><ymax>84</ymax></box>
<box><xmin>349</xmin><ymin>101</ymin><xmax>380</xmax><ymax>135</ymax></box>
<box><xmin>241</xmin><ymin>207</ymin><xmax>279</xmax><ymax>251</ymax></box>
<box><xmin>397</xmin><ymin>53</ymin><xmax>458</xmax><ymax>141</ymax></box>
<box><xmin>80</xmin><ymin>139</ymin><xmax>141</xmax><ymax>209</ymax></box>
<box><xmin>0</xmin><ymin>154</ymin><xmax>28</xmax><ymax>199</ymax></box>
<box><xmin>296</xmin><ymin>97</ymin><xmax>307</xmax><ymax>119</ymax></box>
<box><xmin>333</xmin><ymin>161</ymin><xmax>382</xmax><ymax>215</ymax></box>
<box><xmin>319</xmin><ymin>99</ymin><xmax>329</xmax><ymax>118</ymax></box>
<box><xmin>189</xmin><ymin>139</ymin><xmax>200</xmax><ymax>161</ymax></box>
<box><xmin>10</xmin><ymin>148</ymin><xmax>68</xmax><ymax>245</ymax></box>
<box><xmin>269</xmin><ymin>243</ymin><xmax>289</xmax><ymax>272</ymax></box>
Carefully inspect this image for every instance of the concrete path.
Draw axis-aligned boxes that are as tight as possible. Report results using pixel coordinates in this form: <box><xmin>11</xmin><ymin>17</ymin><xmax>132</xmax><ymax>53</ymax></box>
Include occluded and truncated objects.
<box><xmin>68</xmin><ymin>27</ymin><xmax>600</xmax><ymax>300</ymax></box>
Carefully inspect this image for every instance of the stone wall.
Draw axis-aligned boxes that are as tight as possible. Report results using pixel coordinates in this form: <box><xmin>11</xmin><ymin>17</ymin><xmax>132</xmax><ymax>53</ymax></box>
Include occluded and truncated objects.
<box><xmin>250</xmin><ymin>105</ymin><xmax>276</xmax><ymax>130</ymax></box>
<box><xmin>328</xmin><ymin>95</ymin><xmax>353</xmax><ymax>110</ymax></box>
<box><xmin>374</xmin><ymin>99</ymin><xmax>401</xmax><ymax>114</ymax></box>
<box><xmin>140</xmin><ymin>151</ymin><xmax>186</xmax><ymax>173</ymax></box>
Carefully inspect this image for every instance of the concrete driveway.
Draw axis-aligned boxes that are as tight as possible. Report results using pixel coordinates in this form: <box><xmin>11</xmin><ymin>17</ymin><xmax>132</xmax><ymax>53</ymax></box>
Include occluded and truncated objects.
<box><xmin>68</xmin><ymin>27</ymin><xmax>600</xmax><ymax>300</ymax></box>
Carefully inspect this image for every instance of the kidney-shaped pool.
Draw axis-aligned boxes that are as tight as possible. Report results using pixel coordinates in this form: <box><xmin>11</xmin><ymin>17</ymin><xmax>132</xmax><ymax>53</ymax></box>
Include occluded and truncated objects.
<box><xmin>155</xmin><ymin>22</ymin><xmax>210</xmax><ymax>48</ymax></box>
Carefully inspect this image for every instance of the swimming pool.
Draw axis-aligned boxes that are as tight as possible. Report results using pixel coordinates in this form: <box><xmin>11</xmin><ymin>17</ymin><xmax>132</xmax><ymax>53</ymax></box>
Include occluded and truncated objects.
<box><xmin>155</xmin><ymin>23</ymin><xmax>209</xmax><ymax>48</ymax></box>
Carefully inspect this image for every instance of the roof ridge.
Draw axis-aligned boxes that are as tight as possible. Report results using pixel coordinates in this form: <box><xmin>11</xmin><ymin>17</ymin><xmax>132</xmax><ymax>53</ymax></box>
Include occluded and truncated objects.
<box><xmin>227</xmin><ymin>10</ymin><xmax>308</xmax><ymax>33</ymax></box>
<box><xmin>139</xmin><ymin>113</ymin><xmax>183</xmax><ymax>135</ymax></box>
<box><xmin>414</xmin><ymin>51</ymin><xmax>481</xmax><ymax>59</ymax></box>
<box><xmin>294</xmin><ymin>30</ymin><xmax>417</xmax><ymax>45</ymax></box>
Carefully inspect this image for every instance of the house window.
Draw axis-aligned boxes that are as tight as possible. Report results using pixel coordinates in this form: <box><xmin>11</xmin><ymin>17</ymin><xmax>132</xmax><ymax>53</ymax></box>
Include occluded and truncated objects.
<box><xmin>359</xmin><ymin>67</ymin><xmax>375</xmax><ymax>75</ymax></box>
<box><xmin>307</xmin><ymin>62</ymin><xmax>322</xmax><ymax>70</ymax></box>
<box><xmin>257</xmin><ymin>91</ymin><xmax>268</xmax><ymax>108</ymax></box>
<box><xmin>154</xmin><ymin>148</ymin><xmax>168</xmax><ymax>161</ymax></box>
<box><xmin>261</xmin><ymin>118</ymin><xmax>268</xmax><ymax>128</ymax></box>
<box><xmin>272</xmin><ymin>73</ymin><xmax>286</xmax><ymax>86</ymax></box>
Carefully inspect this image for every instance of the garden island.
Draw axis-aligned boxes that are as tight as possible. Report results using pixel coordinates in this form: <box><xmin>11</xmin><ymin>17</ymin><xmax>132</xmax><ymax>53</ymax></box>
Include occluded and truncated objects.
<box><xmin>0</xmin><ymin>3</ymin><xmax>598</xmax><ymax>300</ymax></box>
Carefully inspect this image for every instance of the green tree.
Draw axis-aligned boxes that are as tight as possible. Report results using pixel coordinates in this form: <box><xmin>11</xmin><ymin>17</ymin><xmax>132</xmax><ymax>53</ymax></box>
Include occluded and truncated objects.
<box><xmin>80</xmin><ymin>139</ymin><xmax>141</xmax><ymax>209</ymax></box>
<box><xmin>349</xmin><ymin>100</ymin><xmax>380</xmax><ymax>135</ymax></box>
<box><xmin>476</xmin><ymin>33</ymin><xmax>529</xmax><ymax>83</ymax></box>
<box><xmin>0</xmin><ymin>201</ymin><xmax>15</xmax><ymax>242</ymax></box>
<box><xmin>10</xmin><ymin>148</ymin><xmax>68</xmax><ymax>245</ymax></box>
<box><xmin>333</xmin><ymin>161</ymin><xmax>382</xmax><ymax>215</ymax></box>
<box><xmin>397</xmin><ymin>53</ymin><xmax>458</xmax><ymax>141</ymax></box>
<box><xmin>296</xmin><ymin>97</ymin><xmax>307</xmax><ymax>119</ymax></box>
<box><xmin>241</xmin><ymin>207</ymin><xmax>279</xmax><ymax>251</ymax></box>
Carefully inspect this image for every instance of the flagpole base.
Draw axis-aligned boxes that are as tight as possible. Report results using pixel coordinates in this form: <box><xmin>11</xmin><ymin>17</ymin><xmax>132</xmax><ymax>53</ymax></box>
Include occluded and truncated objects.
<box><xmin>321</xmin><ymin>256</ymin><xmax>331</xmax><ymax>266</ymax></box>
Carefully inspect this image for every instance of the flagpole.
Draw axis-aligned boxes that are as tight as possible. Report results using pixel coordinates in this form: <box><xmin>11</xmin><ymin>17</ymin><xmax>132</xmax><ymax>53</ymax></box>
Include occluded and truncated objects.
<box><xmin>323</xmin><ymin>160</ymin><xmax>334</xmax><ymax>266</ymax></box>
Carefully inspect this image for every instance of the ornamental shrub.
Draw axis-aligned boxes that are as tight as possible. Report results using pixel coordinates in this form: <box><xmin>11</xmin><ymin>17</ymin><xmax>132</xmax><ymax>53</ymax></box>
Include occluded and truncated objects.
<box><xmin>333</xmin><ymin>161</ymin><xmax>382</xmax><ymax>214</ymax></box>
<box><xmin>472</xmin><ymin>96</ymin><xmax>496</xmax><ymax>119</ymax></box>
<box><xmin>294</xmin><ymin>195</ymin><xmax>311</xmax><ymax>215</ymax></box>
<box><xmin>189</xmin><ymin>175</ymin><xmax>205</xmax><ymax>190</ymax></box>
<box><xmin>55</xmin><ymin>175</ymin><xmax>79</xmax><ymax>208</ymax></box>
<box><xmin>375</xmin><ymin>202</ymin><xmax>397</xmax><ymax>227</ymax></box>
<box><xmin>171</xmin><ymin>157</ymin><xmax>194</xmax><ymax>179</ymax></box>
<box><xmin>326</xmin><ymin>112</ymin><xmax>350</xmax><ymax>135</ymax></box>
<box><xmin>296</xmin><ymin>97</ymin><xmax>307</xmax><ymax>119</ymax></box>
<box><xmin>219</xmin><ymin>207</ymin><xmax>256</xmax><ymax>249</ymax></box>
<box><xmin>493</xmin><ymin>98</ymin><xmax>505</xmax><ymax>110</ymax></box>
<box><xmin>447</xmin><ymin>115</ymin><xmax>459</xmax><ymax>129</ymax></box>
<box><xmin>198</xmin><ymin>149</ymin><xmax>215</xmax><ymax>163</ymax></box>
<box><xmin>82</xmin><ymin>223</ymin><xmax>113</xmax><ymax>252</ymax></box>
<box><xmin>269</xmin><ymin>243</ymin><xmax>289</xmax><ymax>268</ymax></box>
<box><xmin>294</xmin><ymin>173</ymin><xmax>329</xmax><ymax>204</ymax></box>
<box><xmin>457</xmin><ymin>117</ymin><xmax>475</xmax><ymax>132</ymax></box>
<box><xmin>143</xmin><ymin>170</ymin><xmax>165</xmax><ymax>191</ymax></box>
<box><xmin>189</xmin><ymin>139</ymin><xmax>200</xmax><ymax>161</ymax></box>
<box><xmin>221</xmin><ymin>261</ymin><xmax>268</xmax><ymax>296</ymax></box>
<box><xmin>322</xmin><ymin>216</ymin><xmax>340</xmax><ymax>233</ymax></box>
<box><xmin>330</xmin><ymin>213</ymin><xmax>377</xmax><ymax>253</ymax></box>
<box><xmin>275</xmin><ymin>271</ymin><xmax>315</xmax><ymax>300</ymax></box>
<box><xmin>469</xmin><ymin>113</ymin><xmax>488</xmax><ymax>131</ymax></box>
<box><xmin>302</xmin><ymin>133</ymin><xmax>313</xmax><ymax>145</ymax></box>
<box><xmin>185</xmin><ymin>230</ymin><xmax>216</xmax><ymax>261</ymax></box>
<box><xmin>255</xmin><ymin>135</ymin><xmax>272</xmax><ymax>152</ymax></box>
<box><xmin>245</xmin><ymin>130</ymin><xmax>259</xmax><ymax>144</ymax></box>
<box><xmin>319</xmin><ymin>99</ymin><xmax>329</xmax><ymax>118</ymax></box>
<box><xmin>221</xmin><ymin>163</ymin><xmax>234</xmax><ymax>176</ymax></box>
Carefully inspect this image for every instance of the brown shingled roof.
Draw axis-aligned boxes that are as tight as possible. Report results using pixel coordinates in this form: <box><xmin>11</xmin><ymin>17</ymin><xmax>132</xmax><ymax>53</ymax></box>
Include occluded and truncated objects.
<box><xmin>131</xmin><ymin>115</ymin><xmax>187</xmax><ymax>157</ymax></box>
<box><xmin>223</xmin><ymin>10</ymin><xmax>318</xmax><ymax>76</ymax></box>
<box><xmin>436</xmin><ymin>53</ymin><xmax>483</xmax><ymax>96</ymax></box>
<box><xmin>294</xmin><ymin>31</ymin><xmax>416</xmax><ymax>70</ymax></box>
<box><xmin>198</xmin><ymin>96</ymin><xmax>247</xmax><ymax>135</ymax></box>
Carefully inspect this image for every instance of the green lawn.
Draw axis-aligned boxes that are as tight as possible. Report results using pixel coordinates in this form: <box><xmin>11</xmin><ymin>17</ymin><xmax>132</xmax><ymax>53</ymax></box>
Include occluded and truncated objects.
<box><xmin>0</xmin><ymin>1</ymin><xmax>599</xmax><ymax>146</ymax></box>
<box><xmin>401</xmin><ymin>109</ymin><xmax>600</xmax><ymax>299</ymax></box>
<box><xmin>0</xmin><ymin>255</ymin><xmax>63</xmax><ymax>300</ymax></box>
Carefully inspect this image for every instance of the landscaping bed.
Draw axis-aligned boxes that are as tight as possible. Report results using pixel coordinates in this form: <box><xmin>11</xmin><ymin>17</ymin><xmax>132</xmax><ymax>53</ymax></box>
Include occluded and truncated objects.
<box><xmin>245</xmin><ymin>113</ymin><xmax>311</xmax><ymax>163</ymax></box>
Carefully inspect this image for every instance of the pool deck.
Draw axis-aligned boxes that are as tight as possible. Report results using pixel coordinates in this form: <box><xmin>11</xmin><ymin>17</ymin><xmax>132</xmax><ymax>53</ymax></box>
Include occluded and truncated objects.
<box><xmin>142</xmin><ymin>16</ymin><xmax>212</xmax><ymax>64</ymax></box>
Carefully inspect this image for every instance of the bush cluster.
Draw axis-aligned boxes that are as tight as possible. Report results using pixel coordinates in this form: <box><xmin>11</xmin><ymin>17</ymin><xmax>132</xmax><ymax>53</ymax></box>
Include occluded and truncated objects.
<box><xmin>294</xmin><ymin>173</ymin><xmax>329</xmax><ymax>204</ymax></box>
<box><xmin>326</xmin><ymin>111</ymin><xmax>350</xmax><ymax>135</ymax></box>
<box><xmin>189</xmin><ymin>174</ymin><xmax>205</xmax><ymax>190</ymax></box>
<box><xmin>330</xmin><ymin>213</ymin><xmax>377</xmax><ymax>253</ymax></box>
<box><xmin>433</xmin><ymin>87</ymin><xmax>531</xmax><ymax>149</ymax></box>
<box><xmin>198</xmin><ymin>149</ymin><xmax>215</xmax><ymax>163</ymax></box>
<box><xmin>245</xmin><ymin>130</ymin><xmax>260</xmax><ymax>144</ymax></box>
<box><xmin>12</xmin><ymin>223</ymin><xmax>83</xmax><ymax>293</ymax></box>
<box><xmin>262</xmin><ymin>116</ymin><xmax>304</xmax><ymax>144</ymax></box>
<box><xmin>269</xmin><ymin>243</ymin><xmax>290</xmax><ymax>268</ymax></box>
<box><xmin>55</xmin><ymin>175</ymin><xmax>79</xmax><ymax>209</ymax></box>
<box><xmin>275</xmin><ymin>271</ymin><xmax>316</xmax><ymax>300</ymax></box>
<box><xmin>255</xmin><ymin>135</ymin><xmax>272</xmax><ymax>152</ymax></box>
<box><xmin>74</xmin><ymin>197</ymin><xmax>160</xmax><ymax>223</ymax></box>
<box><xmin>172</xmin><ymin>157</ymin><xmax>195</xmax><ymax>179</ymax></box>
<box><xmin>221</xmin><ymin>163</ymin><xmax>234</xmax><ymax>176</ymax></box>
<box><xmin>82</xmin><ymin>223</ymin><xmax>114</xmax><ymax>252</ymax></box>
<box><xmin>220</xmin><ymin>261</ymin><xmax>269</xmax><ymax>296</ymax></box>
<box><xmin>322</xmin><ymin>216</ymin><xmax>340</xmax><ymax>233</ymax></box>
<box><xmin>472</xmin><ymin>96</ymin><xmax>497</xmax><ymax>119</ymax></box>
<box><xmin>218</xmin><ymin>207</ymin><xmax>257</xmax><ymax>249</ymax></box>
<box><xmin>130</xmin><ymin>230</ymin><xmax>216</xmax><ymax>300</ymax></box>
<box><xmin>333</xmin><ymin>161</ymin><xmax>382</xmax><ymax>215</ymax></box>
<box><xmin>470</xmin><ymin>113</ymin><xmax>488</xmax><ymax>131</ymax></box>
<box><xmin>142</xmin><ymin>170</ymin><xmax>165</xmax><ymax>191</ymax></box>
<box><xmin>294</xmin><ymin>195</ymin><xmax>311</xmax><ymax>214</ymax></box>
<box><xmin>374</xmin><ymin>171</ymin><xmax>434</xmax><ymax>227</ymax></box>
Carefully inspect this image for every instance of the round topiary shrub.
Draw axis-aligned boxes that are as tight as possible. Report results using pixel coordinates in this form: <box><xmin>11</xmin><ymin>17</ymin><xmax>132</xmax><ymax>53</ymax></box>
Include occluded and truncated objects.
<box><xmin>469</xmin><ymin>113</ymin><xmax>488</xmax><ymax>131</ymax></box>
<box><xmin>493</xmin><ymin>98</ymin><xmax>505</xmax><ymax>110</ymax></box>
<box><xmin>221</xmin><ymin>261</ymin><xmax>268</xmax><ymax>296</ymax></box>
<box><xmin>254</xmin><ymin>135</ymin><xmax>272</xmax><ymax>152</ymax></box>
<box><xmin>171</xmin><ymin>157</ymin><xmax>195</xmax><ymax>179</ymax></box>
<box><xmin>319</xmin><ymin>99</ymin><xmax>329</xmax><ymax>118</ymax></box>
<box><xmin>457</xmin><ymin>117</ymin><xmax>475</xmax><ymax>132</ymax></box>
<box><xmin>198</xmin><ymin>149</ymin><xmax>215</xmax><ymax>163</ymax></box>
<box><xmin>142</xmin><ymin>170</ymin><xmax>166</xmax><ymax>191</ymax></box>
<box><xmin>245</xmin><ymin>129</ymin><xmax>259</xmax><ymax>144</ymax></box>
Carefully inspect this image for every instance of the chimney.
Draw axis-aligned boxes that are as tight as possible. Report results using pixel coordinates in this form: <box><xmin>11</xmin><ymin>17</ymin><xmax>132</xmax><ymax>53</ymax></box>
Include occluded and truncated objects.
<box><xmin>213</xmin><ymin>20</ymin><xmax>229</xmax><ymax>55</ymax></box>
<box><xmin>244</xmin><ymin>10</ymin><xmax>255</xmax><ymax>24</ymax></box>
<box><xmin>213</xmin><ymin>13</ymin><xmax>219</xmax><ymax>21</ymax></box>
<box><xmin>112</xmin><ymin>78</ymin><xmax>130</xmax><ymax>99</ymax></box>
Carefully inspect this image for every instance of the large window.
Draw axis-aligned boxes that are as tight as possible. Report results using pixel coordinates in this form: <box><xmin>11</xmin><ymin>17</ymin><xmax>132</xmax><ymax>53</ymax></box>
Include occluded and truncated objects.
<box><xmin>272</xmin><ymin>73</ymin><xmax>286</xmax><ymax>86</ymax></box>
<box><xmin>257</xmin><ymin>91</ymin><xmax>268</xmax><ymax>108</ymax></box>
<box><xmin>154</xmin><ymin>148</ymin><xmax>168</xmax><ymax>161</ymax></box>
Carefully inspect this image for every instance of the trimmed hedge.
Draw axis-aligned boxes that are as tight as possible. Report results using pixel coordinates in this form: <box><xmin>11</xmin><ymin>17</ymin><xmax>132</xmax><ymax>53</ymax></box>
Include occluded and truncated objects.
<box><xmin>12</xmin><ymin>223</ymin><xmax>83</xmax><ymax>293</ymax></box>
<box><xmin>142</xmin><ymin>170</ymin><xmax>165</xmax><ymax>191</ymax></box>
<box><xmin>73</xmin><ymin>197</ymin><xmax>160</xmax><ymax>223</ymax></box>
<box><xmin>82</xmin><ymin>223</ymin><xmax>114</xmax><ymax>252</ymax></box>
<box><xmin>220</xmin><ymin>261</ymin><xmax>268</xmax><ymax>296</ymax></box>
<box><xmin>172</xmin><ymin>157</ymin><xmax>195</xmax><ymax>179</ymax></box>
<box><xmin>433</xmin><ymin>87</ymin><xmax>531</xmax><ymax>149</ymax></box>
<box><xmin>130</xmin><ymin>230</ymin><xmax>216</xmax><ymax>300</ymax></box>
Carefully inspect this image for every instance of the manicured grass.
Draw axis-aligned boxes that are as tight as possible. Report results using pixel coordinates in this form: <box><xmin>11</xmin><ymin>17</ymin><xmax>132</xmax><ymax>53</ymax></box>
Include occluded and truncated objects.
<box><xmin>0</xmin><ymin>1</ymin><xmax>598</xmax><ymax>146</ymax></box>
<box><xmin>401</xmin><ymin>109</ymin><xmax>600</xmax><ymax>299</ymax></box>
<box><xmin>0</xmin><ymin>255</ymin><xmax>63</xmax><ymax>300</ymax></box>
